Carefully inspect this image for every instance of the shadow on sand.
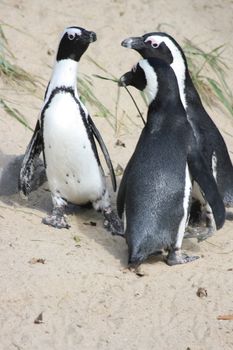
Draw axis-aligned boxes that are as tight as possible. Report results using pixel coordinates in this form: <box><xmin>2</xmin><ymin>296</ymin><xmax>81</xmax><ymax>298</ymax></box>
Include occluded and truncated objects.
<box><xmin>0</xmin><ymin>150</ymin><xmax>127</xmax><ymax>265</ymax></box>
<box><xmin>0</xmin><ymin>150</ymin><xmax>50</xmax><ymax>212</ymax></box>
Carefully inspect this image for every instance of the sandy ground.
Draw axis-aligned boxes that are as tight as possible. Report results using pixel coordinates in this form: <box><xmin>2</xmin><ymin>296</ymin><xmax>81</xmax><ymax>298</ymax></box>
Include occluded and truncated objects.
<box><xmin>0</xmin><ymin>1</ymin><xmax>233</xmax><ymax>349</ymax></box>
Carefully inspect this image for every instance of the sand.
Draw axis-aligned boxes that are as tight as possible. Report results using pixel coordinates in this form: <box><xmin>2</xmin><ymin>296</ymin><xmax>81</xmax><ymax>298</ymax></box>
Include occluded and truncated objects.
<box><xmin>0</xmin><ymin>1</ymin><xmax>233</xmax><ymax>349</ymax></box>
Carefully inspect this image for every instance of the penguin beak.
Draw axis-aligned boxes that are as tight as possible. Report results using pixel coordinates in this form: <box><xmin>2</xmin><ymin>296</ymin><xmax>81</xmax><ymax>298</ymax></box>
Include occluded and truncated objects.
<box><xmin>89</xmin><ymin>31</ymin><xmax>97</xmax><ymax>43</ymax></box>
<box><xmin>82</xmin><ymin>30</ymin><xmax>97</xmax><ymax>43</ymax></box>
<box><xmin>121</xmin><ymin>36</ymin><xmax>145</xmax><ymax>49</ymax></box>
<box><xmin>118</xmin><ymin>71</ymin><xmax>133</xmax><ymax>87</ymax></box>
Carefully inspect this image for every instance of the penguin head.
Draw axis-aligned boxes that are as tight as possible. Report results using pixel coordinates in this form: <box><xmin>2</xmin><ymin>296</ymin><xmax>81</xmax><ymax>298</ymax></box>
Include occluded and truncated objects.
<box><xmin>121</xmin><ymin>32</ymin><xmax>184</xmax><ymax>66</ymax></box>
<box><xmin>119</xmin><ymin>57</ymin><xmax>178</xmax><ymax>105</ymax></box>
<box><xmin>56</xmin><ymin>26</ymin><xmax>97</xmax><ymax>62</ymax></box>
<box><xmin>119</xmin><ymin>61</ymin><xmax>147</xmax><ymax>90</ymax></box>
<box><xmin>119</xmin><ymin>58</ymin><xmax>163</xmax><ymax>105</ymax></box>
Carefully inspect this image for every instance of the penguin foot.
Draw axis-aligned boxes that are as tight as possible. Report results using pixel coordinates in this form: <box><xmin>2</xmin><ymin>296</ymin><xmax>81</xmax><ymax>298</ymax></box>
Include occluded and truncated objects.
<box><xmin>103</xmin><ymin>208</ymin><xmax>124</xmax><ymax>237</ymax></box>
<box><xmin>42</xmin><ymin>213</ymin><xmax>70</xmax><ymax>229</ymax></box>
<box><xmin>166</xmin><ymin>250</ymin><xmax>199</xmax><ymax>266</ymax></box>
<box><xmin>184</xmin><ymin>227</ymin><xmax>214</xmax><ymax>242</ymax></box>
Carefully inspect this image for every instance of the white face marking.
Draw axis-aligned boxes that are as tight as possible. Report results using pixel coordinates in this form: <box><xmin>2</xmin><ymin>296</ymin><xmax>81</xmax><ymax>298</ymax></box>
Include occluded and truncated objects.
<box><xmin>139</xmin><ymin>60</ymin><xmax>158</xmax><ymax>105</ymax></box>
<box><xmin>145</xmin><ymin>35</ymin><xmax>187</xmax><ymax>109</ymax></box>
<box><xmin>176</xmin><ymin>164</ymin><xmax>192</xmax><ymax>249</ymax></box>
<box><xmin>144</xmin><ymin>36</ymin><xmax>160</xmax><ymax>48</ymax></box>
<box><xmin>63</xmin><ymin>27</ymin><xmax>82</xmax><ymax>40</ymax></box>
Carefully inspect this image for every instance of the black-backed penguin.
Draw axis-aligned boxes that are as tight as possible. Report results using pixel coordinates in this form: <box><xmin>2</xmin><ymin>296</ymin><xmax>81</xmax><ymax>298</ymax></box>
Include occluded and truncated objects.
<box><xmin>121</xmin><ymin>32</ymin><xmax>233</xmax><ymax>240</ymax></box>
<box><xmin>117</xmin><ymin>58</ymin><xmax>225</xmax><ymax>267</ymax></box>
<box><xmin>19</xmin><ymin>26</ymin><xmax>122</xmax><ymax>233</ymax></box>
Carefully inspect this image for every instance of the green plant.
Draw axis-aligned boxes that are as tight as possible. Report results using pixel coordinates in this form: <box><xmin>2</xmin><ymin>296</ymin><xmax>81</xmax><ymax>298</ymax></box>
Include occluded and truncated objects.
<box><xmin>0</xmin><ymin>26</ymin><xmax>41</xmax><ymax>91</ymax></box>
<box><xmin>78</xmin><ymin>73</ymin><xmax>115</xmax><ymax>129</ymax></box>
<box><xmin>0</xmin><ymin>24</ymin><xmax>143</xmax><ymax>134</ymax></box>
<box><xmin>0</xmin><ymin>24</ymin><xmax>41</xmax><ymax>130</ymax></box>
<box><xmin>0</xmin><ymin>24</ymin><xmax>131</xmax><ymax>133</ymax></box>
<box><xmin>0</xmin><ymin>98</ymin><xmax>33</xmax><ymax>131</ymax></box>
<box><xmin>184</xmin><ymin>39</ymin><xmax>233</xmax><ymax>117</ymax></box>
<box><xmin>91</xmin><ymin>40</ymin><xmax>233</xmax><ymax>132</ymax></box>
<box><xmin>87</xmin><ymin>55</ymin><xmax>144</xmax><ymax>132</ymax></box>
<box><xmin>1</xmin><ymin>22</ymin><xmax>232</xmax><ymax>134</ymax></box>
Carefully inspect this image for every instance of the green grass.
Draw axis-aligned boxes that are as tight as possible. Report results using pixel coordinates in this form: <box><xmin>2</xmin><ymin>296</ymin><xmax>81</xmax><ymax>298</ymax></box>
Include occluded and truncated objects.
<box><xmin>87</xmin><ymin>55</ymin><xmax>143</xmax><ymax>132</ymax></box>
<box><xmin>0</xmin><ymin>25</ymin><xmax>40</xmax><ymax>91</ymax></box>
<box><xmin>78</xmin><ymin>73</ymin><xmax>115</xmax><ymax>129</ymax></box>
<box><xmin>0</xmin><ymin>98</ymin><xmax>33</xmax><ymax>131</ymax></box>
<box><xmin>91</xmin><ymin>39</ymin><xmax>233</xmax><ymax>131</ymax></box>
<box><xmin>86</xmin><ymin>55</ymin><xmax>125</xmax><ymax>132</ymax></box>
<box><xmin>1</xmin><ymin>23</ymin><xmax>232</xmax><ymax>133</ymax></box>
<box><xmin>0</xmin><ymin>24</ymin><xmax>42</xmax><ymax>130</ymax></box>
<box><xmin>0</xmin><ymin>54</ymin><xmax>37</xmax><ymax>90</ymax></box>
<box><xmin>184</xmin><ymin>39</ymin><xmax>233</xmax><ymax>117</ymax></box>
<box><xmin>0</xmin><ymin>24</ymin><xmax>124</xmax><ymax>132</ymax></box>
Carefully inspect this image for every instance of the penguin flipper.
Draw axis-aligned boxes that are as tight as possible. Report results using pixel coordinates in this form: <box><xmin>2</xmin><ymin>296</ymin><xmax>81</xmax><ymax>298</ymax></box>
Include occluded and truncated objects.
<box><xmin>19</xmin><ymin>120</ymin><xmax>43</xmax><ymax>196</ymax></box>
<box><xmin>187</xmin><ymin>150</ymin><xmax>225</xmax><ymax>230</ymax></box>
<box><xmin>88</xmin><ymin>115</ymin><xmax>117</xmax><ymax>192</ymax></box>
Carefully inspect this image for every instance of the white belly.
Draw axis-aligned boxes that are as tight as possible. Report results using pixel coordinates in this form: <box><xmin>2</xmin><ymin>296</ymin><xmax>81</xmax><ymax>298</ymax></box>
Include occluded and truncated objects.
<box><xmin>43</xmin><ymin>92</ymin><xmax>105</xmax><ymax>204</ymax></box>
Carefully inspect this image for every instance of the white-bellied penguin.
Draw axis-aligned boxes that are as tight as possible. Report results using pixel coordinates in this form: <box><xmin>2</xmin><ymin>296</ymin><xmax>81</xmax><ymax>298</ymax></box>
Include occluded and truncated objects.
<box><xmin>121</xmin><ymin>32</ymin><xmax>233</xmax><ymax>241</ymax></box>
<box><xmin>117</xmin><ymin>58</ymin><xmax>225</xmax><ymax>267</ymax></box>
<box><xmin>19</xmin><ymin>26</ymin><xmax>123</xmax><ymax>234</ymax></box>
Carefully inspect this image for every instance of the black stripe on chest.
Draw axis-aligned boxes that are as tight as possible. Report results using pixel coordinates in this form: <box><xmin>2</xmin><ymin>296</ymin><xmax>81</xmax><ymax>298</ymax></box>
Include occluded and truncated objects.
<box><xmin>40</xmin><ymin>86</ymin><xmax>100</xmax><ymax>168</ymax></box>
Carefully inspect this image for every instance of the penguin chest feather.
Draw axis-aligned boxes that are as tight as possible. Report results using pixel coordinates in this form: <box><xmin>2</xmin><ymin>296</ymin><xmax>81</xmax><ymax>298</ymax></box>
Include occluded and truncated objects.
<box><xmin>43</xmin><ymin>92</ymin><xmax>104</xmax><ymax>204</ymax></box>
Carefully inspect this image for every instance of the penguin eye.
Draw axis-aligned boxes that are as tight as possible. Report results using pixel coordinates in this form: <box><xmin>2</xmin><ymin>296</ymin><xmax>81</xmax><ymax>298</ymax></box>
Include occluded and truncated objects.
<box><xmin>151</xmin><ymin>42</ymin><xmax>159</xmax><ymax>49</ymax></box>
<box><xmin>145</xmin><ymin>38</ymin><xmax>160</xmax><ymax>49</ymax></box>
<box><xmin>68</xmin><ymin>33</ymin><xmax>75</xmax><ymax>40</ymax></box>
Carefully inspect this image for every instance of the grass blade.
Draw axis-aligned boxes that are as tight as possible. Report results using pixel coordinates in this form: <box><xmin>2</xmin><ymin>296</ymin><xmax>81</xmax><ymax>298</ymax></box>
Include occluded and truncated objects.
<box><xmin>184</xmin><ymin>39</ymin><xmax>233</xmax><ymax>118</ymax></box>
<box><xmin>0</xmin><ymin>98</ymin><xmax>33</xmax><ymax>131</ymax></box>
<box><xmin>92</xmin><ymin>74</ymin><xmax>118</xmax><ymax>83</ymax></box>
<box><xmin>207</xmin><ymin>77</ymin><xmax>233</xmax><ymax>115</ymax></box>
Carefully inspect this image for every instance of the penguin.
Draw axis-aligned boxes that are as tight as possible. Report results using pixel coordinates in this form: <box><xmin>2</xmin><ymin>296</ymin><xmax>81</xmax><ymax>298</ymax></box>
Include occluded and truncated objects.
<box><xmin>117</xmin><ymin>57</ymin><xmax>225</xmax><ymax>267</ymax></box>
<box><xmin>19</xmin><ymin>26</ymin><xmax>123</xmax><ymax>234</ymax></box>
<box><xmin>121</xmin><ymin>32</ymin><xmax>233</xmax><ymax>240</ymax></box>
